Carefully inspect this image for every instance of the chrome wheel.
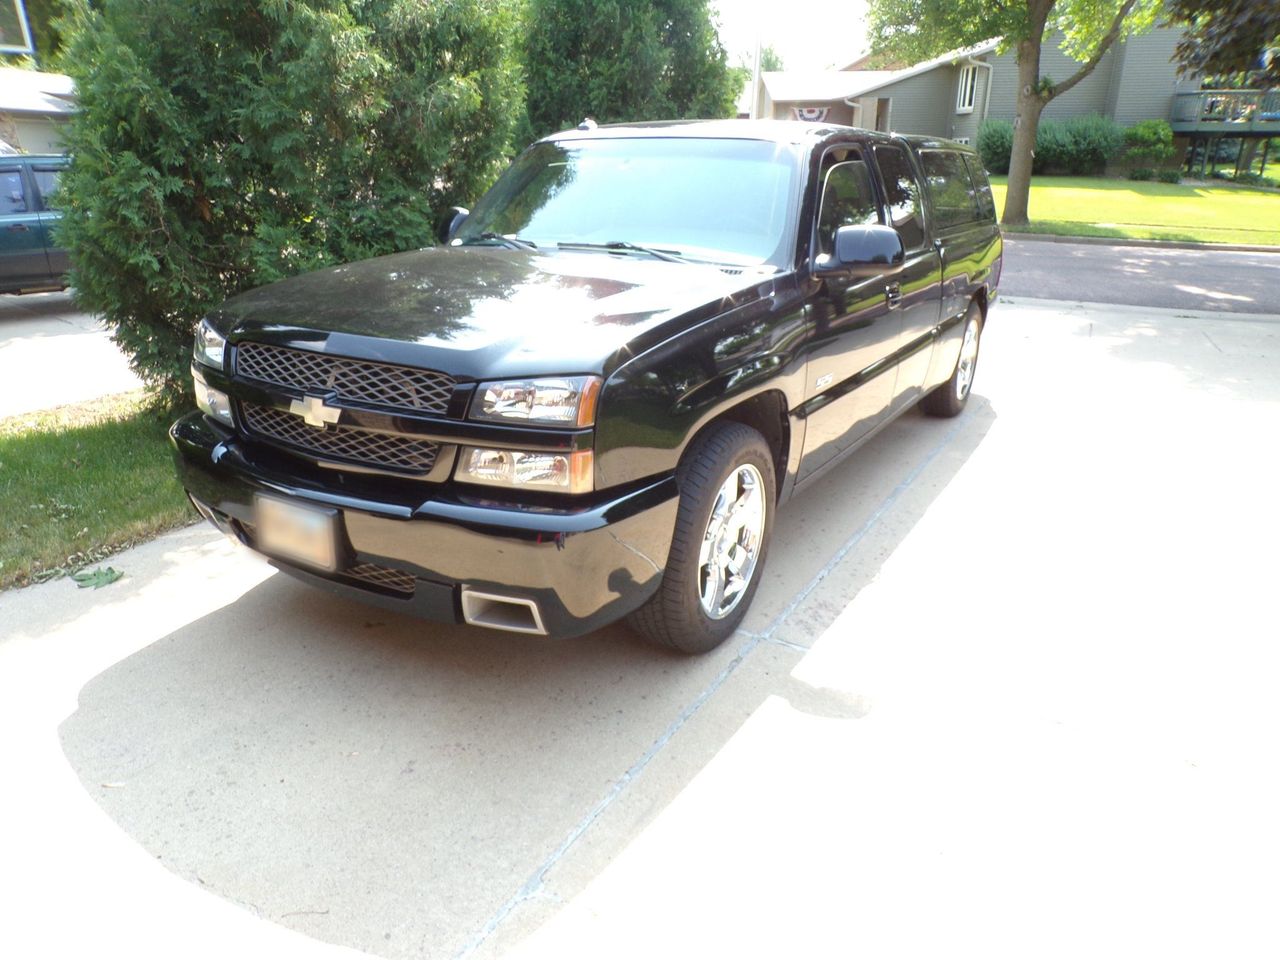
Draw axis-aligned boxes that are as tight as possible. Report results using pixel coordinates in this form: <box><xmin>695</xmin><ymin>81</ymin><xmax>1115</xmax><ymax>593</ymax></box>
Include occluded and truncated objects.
<box><xmin>697</xmin><ymin>464</ymin><xmax>766</xmax><ymax>619</ymax></box>
<box><xmin>955</xmin><ymin>315</ymin><xmax>980</xmax><ymax>401</ymax></box>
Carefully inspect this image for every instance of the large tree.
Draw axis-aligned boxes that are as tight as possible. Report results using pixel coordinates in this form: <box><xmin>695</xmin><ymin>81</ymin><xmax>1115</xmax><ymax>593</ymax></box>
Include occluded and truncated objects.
<box><xmin>1166</xmin><ymin>0</ymin><xmax>1280</xmax><ymax>86</ymax></box>
<box><xmin>522</xmin><ymin>0</ymin><xmax>737</xmax><ymax>138</ymax></box>
<box><xmin>56</xmin><ymin>0</ymin><xmax>524</xmax><ymax>402</ymax></box>
<box><xmin>869</xmin><ymin>0</ymin><xmax>1159</xmax><ymax>225</ymax></box>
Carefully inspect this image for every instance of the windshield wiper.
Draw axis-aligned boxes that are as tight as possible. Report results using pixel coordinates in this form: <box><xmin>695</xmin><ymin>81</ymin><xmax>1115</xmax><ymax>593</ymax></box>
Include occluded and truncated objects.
<box><xmin>460</xmin><ymin>232</ymin><xmax>538</xmax><ymax>251</ymax></box>
<box><xmin>558</xmin><ymin>240</ymin><xmax>689</xmax><ymax>264</ymax></box>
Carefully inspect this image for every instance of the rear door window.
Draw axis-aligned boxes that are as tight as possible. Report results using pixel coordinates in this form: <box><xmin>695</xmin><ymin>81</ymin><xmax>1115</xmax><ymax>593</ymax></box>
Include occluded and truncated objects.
<box><xmin>871</xmin><ymin>144</ymin><xmax>926</xmax><ymax>251</ymax></box>
<box><xmin>919</xmin><ymin>150</ymin><xmax>980</xmax><ymax>229</ymax></box>
<box><xmin>963</xmin><ymin>155</ymin><xmax>997</xmax><ymax>221</ymax></box>
<box><xmin>0</xmin><ymin>168</ymin><xmax>28</xmax><ymax>215</ymax></box>
<box><xmin>32</xmin><ymin>168</ymin><xmax>63</xmax><ymax>211</ymax></box>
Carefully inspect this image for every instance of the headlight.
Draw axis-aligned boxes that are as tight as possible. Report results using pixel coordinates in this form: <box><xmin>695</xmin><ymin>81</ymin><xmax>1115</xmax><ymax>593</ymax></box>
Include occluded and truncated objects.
<box><xmin>456</xmin><ymin>447</ymin><xmax>594</xmax><ymax>493</ymax></box>
<box><xmin>192</xmin><ymin>367</ymin><xmax>233</xmax><ymax>426</ymax></box>
<box><xmin>469</xmin><ymin>376</ymin><xmax>601</xmax><ymax>426</ymax></box>
<box><xmin>193</xmin><ymin>319</ymin><xmax>227</xmax><ymax>370</ymax></box>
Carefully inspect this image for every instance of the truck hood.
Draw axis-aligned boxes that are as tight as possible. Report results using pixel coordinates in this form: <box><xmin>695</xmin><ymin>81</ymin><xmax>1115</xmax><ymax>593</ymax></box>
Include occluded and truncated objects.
<box><xmin>212</xmin><ymin>246</ymin><xmax>774</xmax><ymax>380</ymax></box>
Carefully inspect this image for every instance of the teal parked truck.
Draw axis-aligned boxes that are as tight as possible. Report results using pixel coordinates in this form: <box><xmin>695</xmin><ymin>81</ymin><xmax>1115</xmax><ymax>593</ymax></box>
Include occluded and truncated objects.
<box><xmin>0</xmin><ymin>154</ymin><xmax>68</xmax><ymax>294</ymax></box>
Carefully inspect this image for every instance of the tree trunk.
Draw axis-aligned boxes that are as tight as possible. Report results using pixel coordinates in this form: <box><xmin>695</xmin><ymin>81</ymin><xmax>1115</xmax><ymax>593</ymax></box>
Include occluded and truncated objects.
<box><xmin>1003</xmin><ymin>41</ymin><xmax>1045</xmax><ymax>227</ymax></box>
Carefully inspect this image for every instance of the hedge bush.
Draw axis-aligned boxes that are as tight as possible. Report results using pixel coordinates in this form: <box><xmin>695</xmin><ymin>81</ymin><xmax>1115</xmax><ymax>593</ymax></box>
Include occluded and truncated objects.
<box><xmin>1123</xmin><ymin>119</ymin><xmax>1176</xmax><ymax>168</ymax></box>
<box><xmin>977</xmin><ymin>115</ymin><xmax>1125</xmax><ymax>175</ymax></box>
<box><xmin>57</xmin><ymin>0</ymin><xmax>525</xmax><ymax>403</ymax></box>
<box><xmin>977</xmin><ymin>120</ymin><xmax>1014</xmax><ymax>174</ymax></box>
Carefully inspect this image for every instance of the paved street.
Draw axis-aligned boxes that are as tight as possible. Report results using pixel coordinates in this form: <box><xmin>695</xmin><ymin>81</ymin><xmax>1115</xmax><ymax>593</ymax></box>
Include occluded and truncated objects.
<box><xmin>1001</xmin><ymin>237</ymin><xmax>1280</xmax><ymax>314</ymax></box>
<box><xmin>3</xmin><ymin>295</ymin><xmax>1278</xmax><ymax>958</ymax></box>
<box><xmin>0</xmin><ymin>290</ymin><xmax>142</xmax><ymax>418</ymax></box>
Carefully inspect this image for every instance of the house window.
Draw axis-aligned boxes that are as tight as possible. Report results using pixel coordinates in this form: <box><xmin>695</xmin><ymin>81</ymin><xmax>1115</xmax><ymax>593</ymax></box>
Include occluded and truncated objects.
<box><xmin>956</xmin><ymin>64</ymin><xmax>978</xmax><ymax>114</ymax></box>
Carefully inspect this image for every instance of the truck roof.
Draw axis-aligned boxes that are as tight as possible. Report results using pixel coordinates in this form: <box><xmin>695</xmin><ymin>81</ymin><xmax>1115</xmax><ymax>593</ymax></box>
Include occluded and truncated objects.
<box><xmin>541</xmin><ymin>119</ymin><xmax>977</xmax><ymax>154</ymax></box>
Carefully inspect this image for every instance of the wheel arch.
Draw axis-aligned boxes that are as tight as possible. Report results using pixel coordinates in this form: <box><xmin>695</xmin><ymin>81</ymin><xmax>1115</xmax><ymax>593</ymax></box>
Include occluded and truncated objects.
<box><xmin>677</xmin><ymin>389</ymin><xmax>791</xmax><ymax>504</ymax></box>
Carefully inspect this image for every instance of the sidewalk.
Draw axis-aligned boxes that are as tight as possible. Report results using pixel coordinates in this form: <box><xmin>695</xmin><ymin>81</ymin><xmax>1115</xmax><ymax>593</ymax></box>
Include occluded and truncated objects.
<box><xmin>0</xmin><ymin>291</ymin><xmax>142</xmax><ymax>418</ymax></box>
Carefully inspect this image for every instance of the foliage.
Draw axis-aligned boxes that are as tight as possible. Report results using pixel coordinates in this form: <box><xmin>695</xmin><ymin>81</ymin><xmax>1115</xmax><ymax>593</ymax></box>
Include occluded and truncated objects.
<box><xmin>978</xmin><ymin>115</ymin><xmax>1124</xmax><ymax>174</ymax></box>
<box><xmin>977</xmin><ymin>120</ymin><xmax>1014</xmax><ymax>173</ymax></box>
<box><xmin>71</xmin><ymin>566</ymin><xmax>124</xmax><ymax>589</ymax></box>
<box><xmin>868</xmin><ymin>0</ymin><xmax>1159</xmax><ymax>72</ymax></box>
<box><xmin>1123</xmin><ymin>119</ymin><xmax>1175</xmax><ymax>167</ymax></box>
<box><xmin>760</xmin><ymin>44</ymin><xmax>784</xmax><ymax>72</ymax></box>
<box><xmin>1128</xmin><ymin>167</ymin><xmax>1154</xmax><ymax>180</ymax></box>
<box><xmin>1166</xmin><ymin>0</ymin><xmax>1280</xmax><ymax>87</ymax></box>
<box><xmin>1054</xmin><ymin>115</ymin><xmax>1126</xmax><ymax>174</ymax></box>
<box><xmin>1212</xmin><ymin>170</ymin><xmax>1279</xmax><ymax>188</ymax></box>
<box><xmin>15</xmin><ymin>0</ymin><xmax>67</xmax><ymax>65</ymax></box>
<box><xmin>522</xmin><ymin>0</ymin><xmax>737</xmax><ymax>138</ymax></box>
<box><xmin>55</xmin><ymin>0</ymin><xmax>524</xmax><ymax>403</ymax></box>
<box><xmin>868</xmin><ymin>0</ymin><xmax>1160</xmax><ymax>224</ymax></box>
<box><xmin>1156</xmin><ymin>169</ymin><xmax>1183</xmax><ymax>184</ymax></box>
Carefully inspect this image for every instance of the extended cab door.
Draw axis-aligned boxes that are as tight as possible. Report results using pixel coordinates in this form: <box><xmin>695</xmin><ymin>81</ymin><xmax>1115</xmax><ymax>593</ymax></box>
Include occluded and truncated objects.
<box><xmin>30</xmin><ymin>161</ymin><xmax>69</xmax><ymax>280</ymax></box>
<box><xmin>915</xmin><ymin>149</ymin><xmax>1001</xmax><ymax>391</ymax></box>
<box><xmin>797</xmin><ymin>147</ymin><xmax>901</xmax><ymax>482</ymax></box>
<box><xmin>870</xmin><ymin>142</ymin><xmax>942</xmax><ymax>407</ymax></box>
<box><xmin>0</xmin><ymin>163</ymin><xmax>50</xmax><ymax>290</ymax></box>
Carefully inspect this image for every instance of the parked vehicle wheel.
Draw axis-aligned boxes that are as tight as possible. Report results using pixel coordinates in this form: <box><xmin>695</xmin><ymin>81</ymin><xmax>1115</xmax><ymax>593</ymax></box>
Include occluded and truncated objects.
<box><xmin>921</xmin><ymin>301</ymin><xmax>982</xmax><ymax>418</ymax></box>
<box><xmin>628</xmin><ymin>422</ymin><xmax>776</xmax><ymax>654</ymax></box>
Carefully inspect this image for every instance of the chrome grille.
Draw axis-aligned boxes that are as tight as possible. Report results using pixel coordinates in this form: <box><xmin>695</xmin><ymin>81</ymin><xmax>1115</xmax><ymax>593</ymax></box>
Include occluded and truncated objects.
<box><xmin>236</xmin><ymin>342</ymin><xmax>455</xmax><ymax>415</ymax></box>
<box><xmin>346</xmin><ymin>563</ymin><xmax>416</xmax><ymax>595</ymax></box>
<box><xmin>241</xmin><ymin>402</ymin><xmax>439</xmax><ymax>473</ymax></box>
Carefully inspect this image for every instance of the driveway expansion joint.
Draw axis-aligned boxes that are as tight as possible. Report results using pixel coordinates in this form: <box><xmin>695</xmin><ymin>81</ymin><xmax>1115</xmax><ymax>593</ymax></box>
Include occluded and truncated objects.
<box><xmin>453</xmin><ymin>408</ymin><xmax>968</xmax><ymax>958</ymax></box>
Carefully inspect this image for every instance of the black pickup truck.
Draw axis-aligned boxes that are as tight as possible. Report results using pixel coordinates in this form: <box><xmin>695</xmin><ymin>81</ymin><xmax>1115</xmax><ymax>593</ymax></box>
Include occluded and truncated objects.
<box><xmin>172</xmin><ymin>120</ymin><xmax>1002</xmax><ymax>653</ymax></box>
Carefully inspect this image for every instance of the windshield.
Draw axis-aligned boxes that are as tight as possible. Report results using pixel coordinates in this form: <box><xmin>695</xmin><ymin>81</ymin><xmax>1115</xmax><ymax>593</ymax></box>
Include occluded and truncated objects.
<box><xmin>456</xmin><ymin>138</ymin><xmax>799</xmax><ymax>267</ymax></box>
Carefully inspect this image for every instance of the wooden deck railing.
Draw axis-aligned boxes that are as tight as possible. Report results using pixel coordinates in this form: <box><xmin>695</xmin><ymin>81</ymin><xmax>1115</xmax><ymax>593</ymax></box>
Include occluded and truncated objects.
<box><xmin>1171</xmin><ymin>90</ymin><xmax>1280</xmax><ymax>133</ymax></box>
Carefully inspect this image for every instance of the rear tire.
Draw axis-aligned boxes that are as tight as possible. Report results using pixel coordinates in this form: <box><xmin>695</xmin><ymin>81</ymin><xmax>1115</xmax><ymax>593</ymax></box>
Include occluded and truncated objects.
<box><xmin>628</xmin><ymin>422</ymin><xmax>776</xmax><ymax>654</ymax></box>
<box><xmin>921</xmin><ymin>301</ymin><xmax>982</xmax><ymax>418</ymax></box>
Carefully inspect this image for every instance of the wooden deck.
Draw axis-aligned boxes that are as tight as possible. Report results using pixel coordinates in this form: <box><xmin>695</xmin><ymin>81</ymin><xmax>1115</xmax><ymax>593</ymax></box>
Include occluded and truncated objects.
<box><xmin>1171</xmin><ymin>90</ymin><xmax>1280</xmax><ymax>136</ymax></box>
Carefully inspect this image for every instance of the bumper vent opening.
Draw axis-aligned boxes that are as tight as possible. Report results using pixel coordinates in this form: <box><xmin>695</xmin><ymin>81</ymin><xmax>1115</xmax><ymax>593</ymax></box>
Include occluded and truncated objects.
<box><xmin>460</xmin><ymin>589</ymin><xmax>547</xmax><ymax>636</ymax></box>
<box><xmin>346</xmin><ymin>563</ymin><xmax>416</xmax><ymax>596</ymax></box>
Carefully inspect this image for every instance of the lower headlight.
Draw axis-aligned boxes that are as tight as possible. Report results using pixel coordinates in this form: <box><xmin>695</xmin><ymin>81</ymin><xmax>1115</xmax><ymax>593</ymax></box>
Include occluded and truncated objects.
<box><xmin>192</xmin><ymin>367</ymin><xmax>233</xmax><ymax>426</ymax></box>
<box><xmin>456</xmin><ymin>447</ymin><xmax>593</xmax><ymax>493</ymax></box>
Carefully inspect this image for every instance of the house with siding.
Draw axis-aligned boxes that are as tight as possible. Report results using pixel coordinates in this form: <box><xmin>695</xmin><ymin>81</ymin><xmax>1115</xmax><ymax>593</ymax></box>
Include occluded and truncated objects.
<box><xmin>753</xmin><ymin>27</ymin><xmax>1192</xmax><ymax>143</ymax></box>
<box><xmin>0</xmin><ymin>67</ymin><xmax>75</xmax><ymax>154</ymax></box>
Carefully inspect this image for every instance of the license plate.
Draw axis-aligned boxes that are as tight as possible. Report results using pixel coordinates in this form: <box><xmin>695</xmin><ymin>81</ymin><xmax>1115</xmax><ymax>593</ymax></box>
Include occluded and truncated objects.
<box><xmin>254</xmin><ymin>495</ymin><xmax>338</xmax><ymax>571</ymax></box>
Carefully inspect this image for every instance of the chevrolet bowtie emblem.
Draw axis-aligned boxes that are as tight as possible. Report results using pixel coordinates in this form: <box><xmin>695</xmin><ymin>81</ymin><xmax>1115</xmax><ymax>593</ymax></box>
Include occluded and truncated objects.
<box><xmin>289</xmin><ymin>394</ymin><xmax>342</xmax><ymax>429</ymax></box>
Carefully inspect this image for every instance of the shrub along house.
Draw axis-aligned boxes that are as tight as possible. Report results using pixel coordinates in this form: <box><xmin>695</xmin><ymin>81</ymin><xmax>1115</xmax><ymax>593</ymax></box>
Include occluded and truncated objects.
<box><xmin>752</xmin><ymin>27</ymin><xmax>1201</xmax><ymax>148</ymax></box>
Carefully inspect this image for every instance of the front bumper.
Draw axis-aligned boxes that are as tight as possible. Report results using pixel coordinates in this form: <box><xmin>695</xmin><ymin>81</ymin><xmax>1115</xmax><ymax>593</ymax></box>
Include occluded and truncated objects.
<box><xmin>170</xmin><ymin>413</ymin><xmax>679</xmax><ymax>637</ymax></box>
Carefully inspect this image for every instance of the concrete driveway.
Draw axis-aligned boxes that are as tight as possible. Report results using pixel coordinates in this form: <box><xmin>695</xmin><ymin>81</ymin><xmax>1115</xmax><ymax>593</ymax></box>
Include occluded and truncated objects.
<box><xmin>2</xmin><ymin>296</ymin><xmax>1278</xmax><ymax>959</ymax></box>
<box><xmin>0</xmin><ymin>290</ymin><xmax>142</xmax><ymax>417</ymax></box>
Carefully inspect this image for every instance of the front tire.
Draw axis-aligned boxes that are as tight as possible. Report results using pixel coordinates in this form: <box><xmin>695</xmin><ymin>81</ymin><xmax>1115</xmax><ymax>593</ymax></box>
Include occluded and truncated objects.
<box><xmin>628</xmin><ymin>422</ymin><xmax>776</xmax><ymax>654</ymax></box>
<box><xmin>921</xmin><ymin>301</ymin><xmax>982</xmax><ymax>418</ymax></box>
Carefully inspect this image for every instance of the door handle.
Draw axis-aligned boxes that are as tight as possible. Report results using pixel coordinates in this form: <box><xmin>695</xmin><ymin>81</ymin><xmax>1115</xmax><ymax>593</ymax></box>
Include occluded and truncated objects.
<box><xmin>6</xmin><ymin>223</ymin><xmax>30</xmax><ymax>232</ymax></box>
<box><xmin>886</xmin><ymin>282</ymin><xmax>902</xmax><ymax>308</ymax></box>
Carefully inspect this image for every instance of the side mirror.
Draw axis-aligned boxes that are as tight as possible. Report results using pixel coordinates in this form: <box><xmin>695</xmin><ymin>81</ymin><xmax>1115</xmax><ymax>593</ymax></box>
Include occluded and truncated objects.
<box><xmin>439</xmin><ymin>206</ymin><xmax>469</xmax><ymax>244</ymax></box>
<box><xmin>817</xmin><ymin>224</ymin><xmax>905</xmax><ymax>278</ymax></box>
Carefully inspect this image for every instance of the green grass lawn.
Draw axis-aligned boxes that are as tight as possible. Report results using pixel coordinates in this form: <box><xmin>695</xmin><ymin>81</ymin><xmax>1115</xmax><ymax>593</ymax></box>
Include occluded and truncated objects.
<box><xmin>989</xmin><ymin>176</ymin><xmax>1280</xmax><ymax>246</ymax></box>
<box><xmin>0</xmin><ymin>392</ymin><xmax>195</xmax><ymax>590</ymax></box>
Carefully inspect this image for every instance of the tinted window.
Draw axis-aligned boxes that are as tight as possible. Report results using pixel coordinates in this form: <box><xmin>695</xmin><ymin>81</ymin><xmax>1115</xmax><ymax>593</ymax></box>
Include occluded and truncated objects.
<box><xmin>920</xmin><ymin>150</ymin><xmax>980</xmax><ymax>228</ymax></box>
<box><xmin>0</xmin><ymin>169</ymin><xmax>28</xmax><ymax>215</ymax></box>
<box><xmin>871</xmin><ymin>145</ymin><xmax>925</xmax><ymax>251</ymax></box>
<box><xmin>816</xmin><ymin>159</ymin><xmax>879</xmax><ymax>259</ymax></box>
<box><xmin>457</xmin><ymin>138</ymin><xmax>798</xmax><ymax>267</ymax></box>
<box><xmin>32</xmin><ymin>168</ymin><xmax>62</xmax><ymax>211</ymax></box>
<box><xmin>963</xmin><ymin>155</ymin><xmax>996</xmax><ymax>221</ymax></box>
